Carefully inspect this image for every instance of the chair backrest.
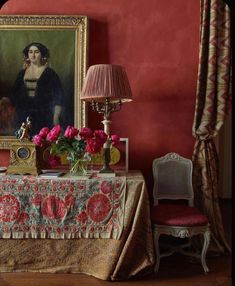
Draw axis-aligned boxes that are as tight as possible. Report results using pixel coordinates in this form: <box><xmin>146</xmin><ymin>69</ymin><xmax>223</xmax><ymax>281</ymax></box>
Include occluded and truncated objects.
<box><xmin>152</xmin><ymin>152</ymin><xmax>194</xmax><ymax>206</ymax></box>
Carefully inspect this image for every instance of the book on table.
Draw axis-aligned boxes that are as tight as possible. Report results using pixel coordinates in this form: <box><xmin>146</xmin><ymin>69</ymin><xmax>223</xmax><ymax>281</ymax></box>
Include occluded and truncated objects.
<box><xmin>39</xmin><ymin>170</ymin><xmax>65</xmax><ymax>178</ymax></box>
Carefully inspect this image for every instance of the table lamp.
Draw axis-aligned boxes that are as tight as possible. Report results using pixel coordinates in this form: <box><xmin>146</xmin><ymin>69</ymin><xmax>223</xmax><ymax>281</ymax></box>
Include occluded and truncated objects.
<box><xmin>80</xmin><ymin>64</ymin><xmax>132</xmax><ymax>174</ymax></box>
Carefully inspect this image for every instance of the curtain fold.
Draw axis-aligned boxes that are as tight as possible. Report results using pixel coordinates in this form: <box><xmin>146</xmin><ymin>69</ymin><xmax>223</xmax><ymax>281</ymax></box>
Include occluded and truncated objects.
<box><xmin>192</xmin><ymin>0</ymin><xmax>231</xmax><ymax>254</ymax></box>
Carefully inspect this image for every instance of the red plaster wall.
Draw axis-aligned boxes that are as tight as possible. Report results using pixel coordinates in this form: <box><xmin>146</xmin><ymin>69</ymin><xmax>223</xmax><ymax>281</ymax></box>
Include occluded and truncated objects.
<box><xmin>0</xmin><ymin>0</ymin><xmax>200</xmax><ymax>194</ymax></box>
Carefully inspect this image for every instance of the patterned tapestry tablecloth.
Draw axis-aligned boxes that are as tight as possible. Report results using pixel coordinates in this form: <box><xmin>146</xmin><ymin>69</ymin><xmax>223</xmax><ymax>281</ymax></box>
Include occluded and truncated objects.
<box><xmin>0</xmin><ymin>171</ymin><xmax>155</xmax><ymax>280</ymax></box>
<box><xmin>0</xmin><ymin>174</ymin><xmax>126</xmax><ymax>239</ymax></box>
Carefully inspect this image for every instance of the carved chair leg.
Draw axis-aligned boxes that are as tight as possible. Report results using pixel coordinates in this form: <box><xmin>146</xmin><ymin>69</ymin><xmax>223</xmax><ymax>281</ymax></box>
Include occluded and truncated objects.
<box><xmin>153</xmin><ymin>230</ymin><xmax>161</xmax><ymax>272</ymax></box>
<box><xmin>201</xmin><ymin>230</ymin><xmax>210</xmax><ymax>273</ymax></box>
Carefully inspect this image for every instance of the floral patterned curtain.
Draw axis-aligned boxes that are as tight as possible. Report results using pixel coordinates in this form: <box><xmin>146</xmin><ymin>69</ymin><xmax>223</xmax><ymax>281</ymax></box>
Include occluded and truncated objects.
<box><xmin>192</xmin><ymin>0</ymin><xmax>231</xmax><ymax>253</ymax></box>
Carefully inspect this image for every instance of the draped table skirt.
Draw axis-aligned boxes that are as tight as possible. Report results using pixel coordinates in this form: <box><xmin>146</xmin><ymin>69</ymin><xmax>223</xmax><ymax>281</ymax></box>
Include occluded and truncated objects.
<box><xmin>0</xmin><ymin>171</ymin><xmax>155</xmax><ymax>280</ymax></box>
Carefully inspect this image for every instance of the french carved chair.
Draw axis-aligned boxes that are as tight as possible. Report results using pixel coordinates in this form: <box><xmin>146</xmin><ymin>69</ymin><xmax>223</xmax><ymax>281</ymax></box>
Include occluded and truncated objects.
<box><xmin>151</xmin><ymin>152</ymin><xmax>210</xmax><ymax>273</ymax></box>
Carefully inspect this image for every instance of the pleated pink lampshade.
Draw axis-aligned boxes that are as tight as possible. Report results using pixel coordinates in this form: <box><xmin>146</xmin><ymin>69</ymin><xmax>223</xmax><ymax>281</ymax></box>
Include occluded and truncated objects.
<box><xmin>80</xmin><ymin>64</ymin><xmax>133</xmax><ymax>102</ymax></box>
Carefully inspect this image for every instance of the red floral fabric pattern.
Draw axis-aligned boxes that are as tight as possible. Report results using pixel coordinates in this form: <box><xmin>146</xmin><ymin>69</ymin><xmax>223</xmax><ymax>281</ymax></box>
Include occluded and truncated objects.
<box><xmin>100</xmin><ymin>181</ymin><xmax>113</xmax><ymax>194</ymax></box>
<box><xmin>0</xmin><ymin>175</ymin><xmax>126</xmax><ymax>239</ymax></box>
<box><xmin>42</xmin><ymin>196</ymin><xmax>67</xmax><ymax>219</ymax></box>
<box><xmin>0</xmin><ymin>195</ymin><xmax>20</xmax><ymax>222</ymax></box>
<box><xmin>87</xmin><ymin>194</ymin><xmax>112</xmax><ymax>223</ymax></box>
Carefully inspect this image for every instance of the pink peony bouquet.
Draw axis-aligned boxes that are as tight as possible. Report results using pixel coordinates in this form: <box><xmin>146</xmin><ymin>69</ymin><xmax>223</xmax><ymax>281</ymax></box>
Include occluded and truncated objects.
<box><xmin>33</xmin><ymin>125</ymin><xmax>120</xmax><ymax>169</ymax></box>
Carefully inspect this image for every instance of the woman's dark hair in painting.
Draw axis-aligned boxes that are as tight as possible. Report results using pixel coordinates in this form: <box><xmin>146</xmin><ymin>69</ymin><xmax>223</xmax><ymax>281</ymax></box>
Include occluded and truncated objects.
<box><xmin>22</xmin><ymin>42</ymin><xmax>50</xmax><ymax>68</ymax></box>
<box><xmin>23</xmin><ymin>42</ymin><xmax>50</xmax><ymax>59</ymax></box>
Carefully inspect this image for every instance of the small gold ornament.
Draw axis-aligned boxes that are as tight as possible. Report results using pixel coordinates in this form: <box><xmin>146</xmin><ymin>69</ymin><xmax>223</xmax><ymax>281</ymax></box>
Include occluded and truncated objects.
<box><xmin>6</xmin><ymin>140</ymin><xmax>41</xmax><ymax>176</ymax></box>
<box><xmin>6</xmin><ymin>117</ymin><xmax>41</xmax><ymax>176</ymax></box>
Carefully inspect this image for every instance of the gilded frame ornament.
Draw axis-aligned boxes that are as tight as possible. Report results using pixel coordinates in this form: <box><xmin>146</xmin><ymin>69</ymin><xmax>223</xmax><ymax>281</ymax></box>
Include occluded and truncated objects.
<box><xmin>0</xmin><ymin>15</ymin><xmax>88</xmax><ymax>149</ymax></box>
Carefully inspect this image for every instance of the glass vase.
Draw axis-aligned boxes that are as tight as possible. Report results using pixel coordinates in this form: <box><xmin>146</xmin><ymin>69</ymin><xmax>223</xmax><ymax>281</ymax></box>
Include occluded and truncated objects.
<box><xmin>69</xmin><ymin>158</ymin><xmax>88</xmax><ymax>176</ymax></box>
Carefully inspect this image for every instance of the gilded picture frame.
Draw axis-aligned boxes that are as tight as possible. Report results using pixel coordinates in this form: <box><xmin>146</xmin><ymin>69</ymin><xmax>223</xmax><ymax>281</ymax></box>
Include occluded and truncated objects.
<box><xmin>0</xmin><ymin>15</ymin><xmax>88</xmax><ymax>149</ymax></box>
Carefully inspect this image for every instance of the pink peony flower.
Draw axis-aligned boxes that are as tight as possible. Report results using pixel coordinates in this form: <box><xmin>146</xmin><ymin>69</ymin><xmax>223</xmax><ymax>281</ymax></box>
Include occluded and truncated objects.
<box><xmin>111</xmin><ymin>134</ymin><xmax>120</xmax><ymax>145</ymax></box>
<box><xmin>85</xmin><ymin>138</ymin><xmax>103</xmax><ymax>154</ymax></box>
<box><xmin>94</xmin><ymin>130</ymin><xmax>108</xmax><ymax>144</ymax></box>
<box><xmin>48</xmin><ymin>154</ymin><xmax>61</xmax><ymax>167</ymax></box>
<box><xmin>79</xmin><ymin>127</ymin><xmax>93</xmax><ymax>140</ymax></box>
<box><xmin>33</xmin><ymin>134</ymin><xmax>43</xmax><ymax>146</ymax></box>
<box><xmin>39</xmin><ymin>127</ymin><xmax>50</xmax><ymax>138</ymax></box>
<box><xmin>46</xmin><ymin>124</ymin><xmax>61</xmax><ymax>142</ymax></box>
<box><xmin>33</xmin><ymin>124</ymin><xmax>119</xmax><ymax>165</ymax></box>
<box><xmin>64</xmin><ymin>126</ymin><xmax>79</xmax><ymax>139</ymax></box>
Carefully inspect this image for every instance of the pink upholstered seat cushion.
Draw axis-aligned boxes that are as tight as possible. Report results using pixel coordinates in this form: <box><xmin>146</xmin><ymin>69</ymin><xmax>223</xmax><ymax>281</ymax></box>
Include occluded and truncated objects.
<box><xmin>151</xmin><ymin>204</ymin><xmax>208</xmax><ymax>226</ymax></box>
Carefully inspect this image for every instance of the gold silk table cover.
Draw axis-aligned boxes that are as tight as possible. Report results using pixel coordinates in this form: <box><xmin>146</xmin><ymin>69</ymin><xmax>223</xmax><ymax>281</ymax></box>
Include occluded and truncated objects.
<box><xmin>0</xmin><ymin>174</ymin><xmax>126</xmax><ymax>239</ymax></box>
<box><xmin>0</xmin><ymin>171</ymin><xmax>155</xmax><ymax>280</ymax></box>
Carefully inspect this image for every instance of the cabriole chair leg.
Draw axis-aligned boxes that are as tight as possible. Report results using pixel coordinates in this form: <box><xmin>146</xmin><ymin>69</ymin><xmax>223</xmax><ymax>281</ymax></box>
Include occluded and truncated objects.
<box><xmin>201</xmin><ymin>230</ymin><xmax>210</xmax><ymax>273</ymax></box>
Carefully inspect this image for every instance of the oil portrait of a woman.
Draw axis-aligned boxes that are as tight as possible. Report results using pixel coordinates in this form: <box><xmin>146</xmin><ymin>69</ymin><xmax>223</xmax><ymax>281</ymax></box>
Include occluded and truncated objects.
<box><xmin>9</xmin><ymin>42</ymin><xmax>64</xmax><ymax>135</ymax></box>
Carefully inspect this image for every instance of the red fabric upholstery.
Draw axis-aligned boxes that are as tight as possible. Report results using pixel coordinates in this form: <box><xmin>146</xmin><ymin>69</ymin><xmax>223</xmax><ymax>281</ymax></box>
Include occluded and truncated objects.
<box><xmin>151</xmin><ymin>204</ymin><xmax>208</xmax><ymax>226</ymax></box>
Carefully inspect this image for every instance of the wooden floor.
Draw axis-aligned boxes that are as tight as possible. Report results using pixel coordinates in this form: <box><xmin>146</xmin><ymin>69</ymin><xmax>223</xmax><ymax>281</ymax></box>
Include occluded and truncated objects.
<box><xmin>0</xmin><ymin>200</ymin><xmax>231</xmax><ymax>286</ymax></box>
